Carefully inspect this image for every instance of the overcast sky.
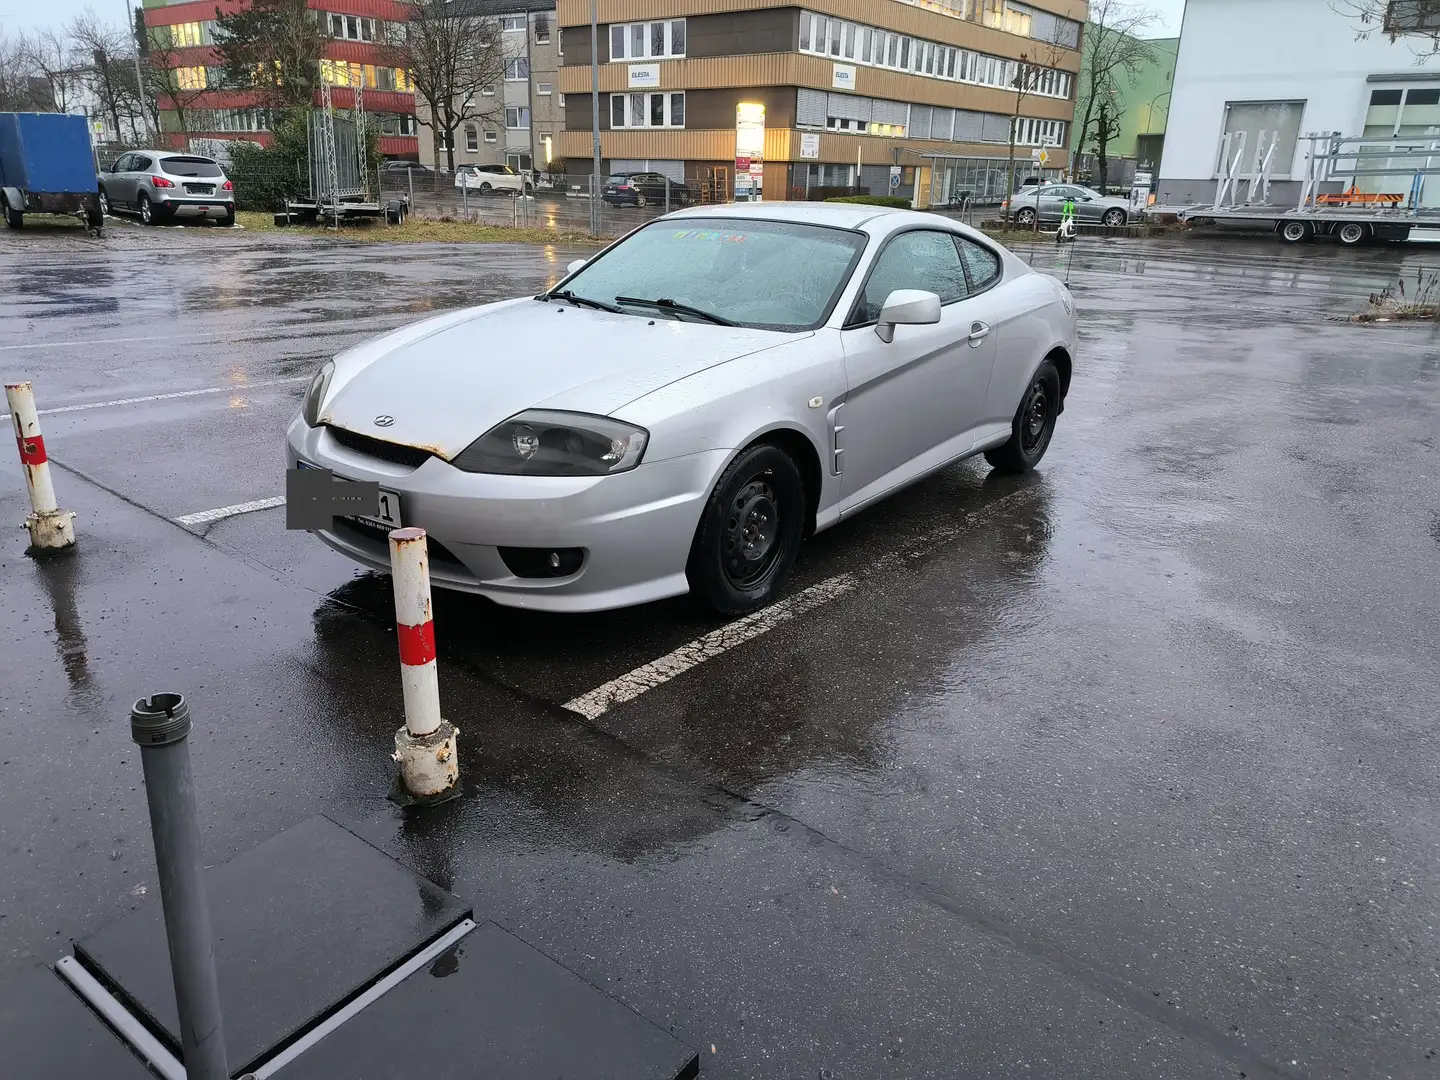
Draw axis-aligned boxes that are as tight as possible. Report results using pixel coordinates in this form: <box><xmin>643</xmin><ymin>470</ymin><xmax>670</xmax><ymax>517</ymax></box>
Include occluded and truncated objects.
<box><xmin>4</xmin><ymin>0</ymin><xmax>1192</xmax><ymax>41</ymax></box>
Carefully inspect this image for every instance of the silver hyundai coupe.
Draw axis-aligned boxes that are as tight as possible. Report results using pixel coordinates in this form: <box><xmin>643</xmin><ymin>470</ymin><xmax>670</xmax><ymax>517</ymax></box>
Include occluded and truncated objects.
<box><xmin>287</xmin><ymin>203</ymin><xmax>1076</xmax><ymax>614</ymax></box>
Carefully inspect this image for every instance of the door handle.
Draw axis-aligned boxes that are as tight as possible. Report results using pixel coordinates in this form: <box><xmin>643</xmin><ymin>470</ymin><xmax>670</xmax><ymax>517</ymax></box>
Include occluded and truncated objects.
<box><xmin>967</xmin><ymin>321</ymin><xmax>991</xmax><ymax>348</ymax></box>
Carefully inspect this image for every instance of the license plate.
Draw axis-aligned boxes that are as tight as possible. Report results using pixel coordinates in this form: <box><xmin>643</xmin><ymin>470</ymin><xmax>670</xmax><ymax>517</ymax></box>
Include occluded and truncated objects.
<box><xmin>295</xmin><ymin>461</ymin><xmax>402</xmax><ymax>529</ymax></box>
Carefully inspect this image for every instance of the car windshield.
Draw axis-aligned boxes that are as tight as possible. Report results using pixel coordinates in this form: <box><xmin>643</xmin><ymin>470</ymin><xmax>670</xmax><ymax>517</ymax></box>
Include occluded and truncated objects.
<box><xmin>556</xmin><ymin>217</ymin><xmax>866</xmax><ymax>331</ymax></box>
<box><xmin>160</xmin><ymin>156</ymin><xmax>223</xmax><ymax>177</ymax></box>
<box><xmin>606</xmin><ymin>174</ymin><xmax>630</xmax><ymax>185</ymax></box>
<box><xmin>1076</xmin><ymin>186</ymin><xmax>1105</xmax><ymax>199</ymax></box>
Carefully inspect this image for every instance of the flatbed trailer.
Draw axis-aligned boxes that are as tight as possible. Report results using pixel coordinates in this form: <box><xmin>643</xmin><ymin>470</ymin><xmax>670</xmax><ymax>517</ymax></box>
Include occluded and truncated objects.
<box><xmin>1175</xmin><ymin>204</ymin><xmax>1440</xmax><ymax>245</ymax></box>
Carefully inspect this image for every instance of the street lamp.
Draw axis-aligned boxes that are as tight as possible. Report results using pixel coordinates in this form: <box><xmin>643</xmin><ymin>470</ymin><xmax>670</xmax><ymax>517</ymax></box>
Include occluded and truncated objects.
<box><xmin>1143</xmin><ymin>90</ymin><xmax>1172</xmax><ymax>135</ymax></box>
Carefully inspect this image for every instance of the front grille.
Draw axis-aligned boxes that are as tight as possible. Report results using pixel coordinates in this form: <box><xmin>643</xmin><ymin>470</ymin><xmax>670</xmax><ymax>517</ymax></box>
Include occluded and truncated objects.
<box><xmin>326</xmin><ymin>426</ymin><xmax>433</xmax><ymax>468</ymax></box>
<box><xmin>332</xmin><ymin>517</ymin><xmax>467</xmax><ymax>568</ymax></box>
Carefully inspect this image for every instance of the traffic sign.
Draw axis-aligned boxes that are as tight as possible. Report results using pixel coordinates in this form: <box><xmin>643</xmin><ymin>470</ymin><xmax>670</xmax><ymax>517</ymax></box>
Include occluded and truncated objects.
<box><xmin>889</xmin><ymin>165</ymin><xmax>902</xmax><ymax>190</ymax></box>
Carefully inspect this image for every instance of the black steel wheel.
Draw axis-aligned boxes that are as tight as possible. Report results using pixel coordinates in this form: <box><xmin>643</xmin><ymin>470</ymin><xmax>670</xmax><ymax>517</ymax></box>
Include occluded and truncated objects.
<box><xmin>688</xmin><ymin>443</ymin><xmax>806</xmax><ymax>615</ymax></box>
<box><xmin>1338</xmin><ymin>222</ymin><xmax>1367</xmax><ymax>246</ymax></box>
<box><xmin>1279</xmin><ymin>220</ymin><xmax>1311</xmax><ymax>244</ymax></box>
<box><xmin>985</xmin><ymin>359</ymin><xmax>1061</xmax><ymax>474</ymax></box>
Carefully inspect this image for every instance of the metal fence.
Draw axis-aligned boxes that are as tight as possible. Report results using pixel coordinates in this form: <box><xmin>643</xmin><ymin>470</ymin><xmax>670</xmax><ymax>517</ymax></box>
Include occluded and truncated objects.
<box><xmin>376</xmin><ymin>171</ymin><xmax>714</xmax><ymax>238</ymax></box>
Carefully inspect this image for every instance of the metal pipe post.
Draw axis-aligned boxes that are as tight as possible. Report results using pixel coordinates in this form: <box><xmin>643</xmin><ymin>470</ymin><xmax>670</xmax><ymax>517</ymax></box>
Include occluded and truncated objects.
<box><xmin>590</xmin><ymin>0</ymin><xmax>601</xmax><ymax>235</ymax></box>
<box><xmin>130</xmin><ymin>694</ymin><xmax>229</xmax><ymax>1080</ymax></box>
<box><xmin>388</xmin><ymin>528</ymin><xmax>459</xmax><ymax>800</ymax></box>
<box><xmin>6</xmin><ymin>382</ymin><xmax>76</xmax><ymax>555</ymax></box>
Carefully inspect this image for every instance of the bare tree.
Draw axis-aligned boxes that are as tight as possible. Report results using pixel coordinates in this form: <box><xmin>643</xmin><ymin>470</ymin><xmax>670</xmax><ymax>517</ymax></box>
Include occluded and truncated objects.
<box><xmin>213</xmin><ymin>0</ymin><xmax>328</xmax><ymax>109</ymax></box>
<box><xmin>385</xmin><ymin>0</ymin><xmax>506</xmax><ymax>173</ymax></box>
<box><xmin>1088</xmin><ymin>96</ymin><xmax>1125</xmax><ymax>193</ymax></box>
<box><xmin>0</xmin><ymin>29</ymin><xmax>53</xmax><ymax>111</ymax></box>
<box><xmin>68</xmin><ymin>9</ymin><xmax>144</xmax><ymax>141</ymax></box>
<box><xmin>1006</xmin><ymin>37</ymin><xmax>1068</xmax><ymax>222</ymax></box>
<box><xmin>1332</xmin><ymin>0</ymin><xmax>1440</xmax><ymax>55</ymax></box>
<box><xmin>18</xmin><ymin>28</ymin><xmax>82</xmax><ymax>113</ymax></box>
<box><xmin>1074</xmin><ymin>0</ymin><xmax>1159</xmax><ymax>186</ymax></box>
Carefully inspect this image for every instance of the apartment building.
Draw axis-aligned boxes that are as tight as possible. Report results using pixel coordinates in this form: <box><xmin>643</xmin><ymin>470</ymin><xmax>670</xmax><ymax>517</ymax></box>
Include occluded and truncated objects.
<box><xmin>413</xmin><ymin>0</ymin><xmax>563</xmax><ymax>176</ymax></box>
<box><xmin>140</xmin><ymin>0</ymin><xmax>420</xmax><ymax>158</ymax></box>
<box><xmin>555</xmin><ymin>0</ymin><xmax>1085</xmax><ymax>204</ymax></box>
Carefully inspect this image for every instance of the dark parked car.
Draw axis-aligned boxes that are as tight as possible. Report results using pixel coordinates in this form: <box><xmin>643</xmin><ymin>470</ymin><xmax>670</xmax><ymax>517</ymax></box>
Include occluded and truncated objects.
<box><xmin>385</xmin><ymin>161</ymin><xmax>438</xmax><ymax>176</ymax></box>
<box><xmin>602</xmin><ymin>172</ymin><xmax>692</xmax><ymax>208</ymax></box>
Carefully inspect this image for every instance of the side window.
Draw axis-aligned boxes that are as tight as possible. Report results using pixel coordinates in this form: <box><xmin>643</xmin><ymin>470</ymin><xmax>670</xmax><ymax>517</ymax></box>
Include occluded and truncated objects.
<box><xmin>133</xmin><ymin>156</ymin><xmax>153</xmax><ymax>172</ymax></box>
<box><xmin>855</xmin><ymin>230</ymin><xmax>969</xmax><ymax>324</ymax></box>
<box><xmin>114</xmin><ymin>154</ymin><xmax>133</xmax><ymax>172</ymax></box>
<box><xmin>956</xmin><ymin>238</ymin><xmax>1001</xmax><ymax>292</ymax></box>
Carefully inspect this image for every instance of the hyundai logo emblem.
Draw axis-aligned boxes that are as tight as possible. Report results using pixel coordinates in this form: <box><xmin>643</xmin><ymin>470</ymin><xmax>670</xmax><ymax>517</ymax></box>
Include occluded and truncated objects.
<box><xmin>373</xmin><ymin>415</ymin><xmax>395</xmax><ymax>427</ymax></box>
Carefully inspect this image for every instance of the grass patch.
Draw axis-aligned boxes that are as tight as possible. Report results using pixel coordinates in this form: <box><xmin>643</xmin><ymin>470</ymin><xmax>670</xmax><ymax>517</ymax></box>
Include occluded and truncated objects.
<box><xmin>1352</xmin><ymin>266</ymin><xmax>1440</xmax><ymax>323</ymax></box>
<box><xmin>234</xmin><ymin>210</ymin><xmax>601</xmax><ymax>245</ymax></box>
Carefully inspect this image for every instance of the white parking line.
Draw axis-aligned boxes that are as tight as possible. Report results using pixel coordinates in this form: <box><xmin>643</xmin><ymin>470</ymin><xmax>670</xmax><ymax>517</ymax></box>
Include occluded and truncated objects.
<box><xmin>0</xmin><ymin>377</ymin><xmax>307</xmax><ymax>421</ymax></box>
<box><xmin>563</xmin><ymin>573</ymin><xmax>858</xmax><ymax>721</ymax></box>
<box><xmin>0</xmin><ymin>330</ymin><xmax>233</xmax><ymax>351</ymax></box>
<box><xmin>174</xmin><ymin>496</ymin><xmax>286</xmax><ymax>527</ymax></box>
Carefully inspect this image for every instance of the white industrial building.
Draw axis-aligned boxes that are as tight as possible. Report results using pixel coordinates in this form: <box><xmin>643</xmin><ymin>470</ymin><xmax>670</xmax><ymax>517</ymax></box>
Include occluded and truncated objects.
<box><xmin>1157</xmin><ymin>0</ymin><xmax>1440</xmax><ymax>208</ymax></box>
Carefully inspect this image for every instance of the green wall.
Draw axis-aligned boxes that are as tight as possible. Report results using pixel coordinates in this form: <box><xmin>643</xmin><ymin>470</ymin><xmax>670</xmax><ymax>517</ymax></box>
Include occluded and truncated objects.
<box><xmin>1071</xmin><ymin>35</ymin><xmax>1179</xmax><ymax>160</ymax></box>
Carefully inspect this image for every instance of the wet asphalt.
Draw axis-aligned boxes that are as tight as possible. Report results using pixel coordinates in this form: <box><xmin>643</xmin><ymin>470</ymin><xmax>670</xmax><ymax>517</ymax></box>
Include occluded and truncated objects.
<box><xmin>1</xmin><ymin>218</ymin><xmax>1438</xmax><ymax>1079</ymax></box>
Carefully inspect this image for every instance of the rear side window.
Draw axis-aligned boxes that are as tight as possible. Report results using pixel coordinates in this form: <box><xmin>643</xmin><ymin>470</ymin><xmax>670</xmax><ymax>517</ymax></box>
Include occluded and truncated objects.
<box><xmin>133</xmin><ymin>156</ymin><xmax>153</xmax><ymax>171</ymax></box>
<box><xmin>957</xmin><ymin>238</ymin><xmax>1001</xmax><ymax>291</ymax></box>
<box><xmin>606</xmin><ymin>174</ymin><xmax>628</xmax><ymax>184</ymax></box>
<box><xmin>161</xmin><ymin>157</ymin><xmax>223</xmax><ymax>177</ymax></box>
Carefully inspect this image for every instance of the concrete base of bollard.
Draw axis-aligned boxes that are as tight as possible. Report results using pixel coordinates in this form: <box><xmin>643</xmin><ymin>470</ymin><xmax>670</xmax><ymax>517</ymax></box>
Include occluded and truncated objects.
<box><xmin>25</xmin><ymin>509</ymin><xmax>76</xmax><ymax>557</ymax></box>
<box><xmin>392</xmin><ymin>721</ymin><xmax>460</xmax><ymax>803</ymax></box>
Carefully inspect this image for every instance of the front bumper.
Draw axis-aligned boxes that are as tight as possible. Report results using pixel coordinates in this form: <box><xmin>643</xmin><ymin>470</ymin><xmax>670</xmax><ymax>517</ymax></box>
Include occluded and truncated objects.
<box><xmin>287</xmin><ymin>416</ymin><xmax>726</xmax><ymax>612</ymax></box>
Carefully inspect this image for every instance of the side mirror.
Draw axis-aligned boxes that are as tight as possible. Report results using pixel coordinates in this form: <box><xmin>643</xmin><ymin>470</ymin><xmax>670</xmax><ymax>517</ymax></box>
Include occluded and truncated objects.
<box><xmin>875</xmin><ymin>289</ymin><xmax>941</xmax><ymax>344</ymax></box>
<box><xmin>566</xmin><ymin>259</ymin><xmax>587</xmax><ymax>275</ymax></box>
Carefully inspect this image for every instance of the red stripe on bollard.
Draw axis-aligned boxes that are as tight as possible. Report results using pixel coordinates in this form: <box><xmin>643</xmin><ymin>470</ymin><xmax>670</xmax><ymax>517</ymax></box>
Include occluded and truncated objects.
<box><xmin>396</xmin><ymin>621</ymin><xmax>436</xmax><ymax>667</ymax></box>
<box><xmin>16</xmin><ymin>434</ymin><xmax>46</xmax><ymax>466</ymax></box>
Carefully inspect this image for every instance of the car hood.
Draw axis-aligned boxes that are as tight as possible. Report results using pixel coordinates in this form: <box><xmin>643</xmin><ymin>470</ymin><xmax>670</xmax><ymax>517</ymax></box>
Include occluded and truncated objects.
<box><xmin>319</xmin><ymin>298</ymin><xmax>798</xmax><ymax>459</ymax></box>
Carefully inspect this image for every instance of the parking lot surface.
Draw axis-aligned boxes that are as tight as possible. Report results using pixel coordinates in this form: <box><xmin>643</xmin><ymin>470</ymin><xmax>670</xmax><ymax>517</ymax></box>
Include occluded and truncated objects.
<box><xmin>2</xmin><ymin>222</ymin><xmax>1437</xmax><ymax>1079</ymax></box>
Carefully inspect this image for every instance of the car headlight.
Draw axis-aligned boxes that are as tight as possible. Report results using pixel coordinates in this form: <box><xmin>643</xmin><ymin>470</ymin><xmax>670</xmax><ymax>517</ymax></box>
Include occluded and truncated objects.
<box><xmin>451</xmin><ymin>410</ymin><xmax>648</xmax><ymax>476</ymax></box>
<box><xmin>301</xmin><ymin>360</ymin><xmax>335</xmax><ymax>427</ymax></box>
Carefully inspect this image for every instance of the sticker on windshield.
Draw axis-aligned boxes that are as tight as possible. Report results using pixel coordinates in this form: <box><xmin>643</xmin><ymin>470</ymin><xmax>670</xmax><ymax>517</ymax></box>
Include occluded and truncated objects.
<box><xmin>671</xmin><ymin>229</ymin><xmax>747</xmax><ymax>242</ymax></box>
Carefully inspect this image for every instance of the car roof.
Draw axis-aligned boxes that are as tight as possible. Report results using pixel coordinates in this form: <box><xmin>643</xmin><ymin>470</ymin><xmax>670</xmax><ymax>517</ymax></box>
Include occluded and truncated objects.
<box><xmin>664</xmin><ymin>200</ymin><xmax>916</xmax><ymax>231</ymax></box>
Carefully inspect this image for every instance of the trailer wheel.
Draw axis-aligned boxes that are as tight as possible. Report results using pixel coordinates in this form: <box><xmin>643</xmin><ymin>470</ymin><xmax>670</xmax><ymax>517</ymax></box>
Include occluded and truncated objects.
<box><xmin>1279</xmin><ymin>220</ymin><xmax>1312</xmax><ymax>244</ymax></box>
<box><xmin>1338</xmin><ymin>222</ymin><xmax>1368</xmax><ymax>247</ymax></box>
<box><xmin>385</xmin><ymin>200</ymin><xmax>407</xmax><ymax>225</ymax></box>
<box><xmin>4</xmin><ymin>203</ymin><xmax>21</xmax><ymax>230</ymax></box>
<box><xmin>86</xmin><ymin>205</ymin><xmax>104</xmax><ymax>229</ymax></box>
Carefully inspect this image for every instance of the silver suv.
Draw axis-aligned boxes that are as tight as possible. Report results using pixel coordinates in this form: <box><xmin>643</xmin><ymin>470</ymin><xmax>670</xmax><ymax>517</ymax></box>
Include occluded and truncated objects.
<box><xmin>99</xmin><ymin>152</ymin><xmax>235</xmax><ymax>226</ymax></box>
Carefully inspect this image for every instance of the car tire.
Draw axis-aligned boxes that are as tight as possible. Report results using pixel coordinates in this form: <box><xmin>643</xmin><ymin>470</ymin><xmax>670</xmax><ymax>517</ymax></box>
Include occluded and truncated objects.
<box><xmin>479</xmin><ymin>182</ymin><xmax>492</xmax><ymax>195</ymax></box>
<box><xmin>219</xmin><ymin>208</ymin><xmax>235</xmax><ymax>228</ymax></box>
<box><xmin>98</xmin><ymin>188</ymin><xmax>109</xmax><ymax>216</ymax></box>
<box><xmin>1103</xmin><ymin>208</ymin><xmax>1127</xmax><ymax>227</ymax></box>
<box><xmin>86</xmin><ymin>204</ymin><xmax>104</xmax><ymax>229</ymax></box>
<box><xmin>1015</xmin><ymin>207</ymin><xmax>1036</xmax><ymax>227</ymax></box>
<box><xmin>1337</xmin><ymin>222</ymin><xmax>1368</xmax><ymax>246</ymax></box>
<box><xmin>138</xmin><ymin>194</ymin><xmax>157</xmax><ymax>225</ymax></box>
<box><xmin>985</xmin><ymin>359</ymin><xmax>1061</xmax><ymax>475</ymax></box>
<box><xmin>1279</xmin><ymin>220</ymin><xmax>1311</xmax><ymax>244</ymax></box>
<box><xmin>636</xmin><ymin>193</ymin><xmax>647</xmax><ymax>208</ymax></box>
<box><xmin>688</xmin><ymin>443</ymin><xmax>806</xmax><ymax>616</ymax></box>
<box><xmin>4</xmin><ymin>202</ymin><xmax>22</xmax><ymax>230</ymax></box>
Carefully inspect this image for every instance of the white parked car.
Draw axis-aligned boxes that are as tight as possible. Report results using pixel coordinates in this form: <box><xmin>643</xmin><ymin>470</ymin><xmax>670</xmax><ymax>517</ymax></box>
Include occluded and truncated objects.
<box><xmin>454</xmin><ymin>164</ymin><xmax>530</xmax><ymax>196</ymax></box>
<box><xmin>288</xmin><ymin>203</ymin><xmax>1077</xmax><ymax>614</ymax></box>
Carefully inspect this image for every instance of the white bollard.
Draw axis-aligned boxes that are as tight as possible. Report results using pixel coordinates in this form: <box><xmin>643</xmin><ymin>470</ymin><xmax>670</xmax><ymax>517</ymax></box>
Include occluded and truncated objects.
<box><xmin>387</xmin><ymin>527</ymin><xmax>459</xmax><ymax>801</ymax></box>
<box><xmin>5</xmin><ymin>382</ymin><xmax>75</xmax><ymax>555</ymax></box>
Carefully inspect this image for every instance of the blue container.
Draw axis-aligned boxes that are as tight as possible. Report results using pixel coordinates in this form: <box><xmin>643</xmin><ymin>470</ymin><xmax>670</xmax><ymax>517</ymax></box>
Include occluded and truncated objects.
<box><xmin>0</xmin><ymin>112</ymin><xmax>97</xmax><ymax>196</ymax></box>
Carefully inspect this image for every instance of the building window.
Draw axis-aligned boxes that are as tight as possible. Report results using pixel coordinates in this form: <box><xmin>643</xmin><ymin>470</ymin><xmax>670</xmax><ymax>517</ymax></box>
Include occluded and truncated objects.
<box><xmin>166</xmin><ymin>21</ymin><xmax>208</xmax><ymax>47</ymax></box>
<box><xmin>482</xmin><ymin>85</ymin><xmax>495</xmax><ymax>96</ymax></box>
<box><xmin>505</xmin><ymin>106</ymin><xmax>530</xmax><ymax>129</ymax></box>
<box><xmin>439</xmin><ymin>130</ymin><xmax>452</xmax><ymax>151</ymax></box>
<box><xmin>465</xmin><ymin>124</ymin><xmax>478</xmax><ymax>151</ymax></box>
<box><xmin>798</xmin><ymin>11</ymin><xmax>1070</xmax><ymax>98</ymax></box>
<box><xmin>505</xmin><ymin>57</ymin><xmax>530</xmax><ymax>80</ymax></box>
<box><xmin>174</xmin><ymin>66</ymin><xmax>208</xmax><ymax>90</ymax></box>
<box><xmin>609</xmin><ymin>19</ymin><xmax>686</xmax><ymax>60</ymax></box>
<box><xmin>534</xmin><ymin>14</ymin><xmax>550</xmax><ymax>42</ymax></box>
<box><xmin>1012</xmin><ymin>116</ymin><xmax>1064</xmax><ymax>147</ymax></box>
<box><xmin>327</xmin><ymin>14</ymin><xmax>378</xmax><ymax>41</ymax></box>
<box><xmin>501</xmin><ymin>14</ymin><xmax>525</xmax><ymax>31</ymax></box>
<box><xmin>484</xmin><ymin>128</ymin><xmax>498</xmax><ymax>142</ymax></box>
<box><xmin>1387</xmin><ymin>0</ymin><xmax>1440</xmax><ymax>32</ymax></box>
<box><xmin>537</xmin><ymin>81</ymin><xmax>553</xmax><ymax>95</ymax></box>
<box><xmin>608</xmin><ymin>91</ymin><xmax>685</xmax><ymax>128</ymax></box>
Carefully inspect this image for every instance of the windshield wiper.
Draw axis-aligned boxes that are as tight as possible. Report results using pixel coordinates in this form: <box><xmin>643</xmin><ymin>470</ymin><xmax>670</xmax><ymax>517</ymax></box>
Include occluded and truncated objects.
<box><xmin>614</xmin><ymin>296</ymin><xmax>737</xmax><ymax>326</ymax></box>
<box><xmin>538</xmin><ymin>289</ymin><xmax>623</xmax><ymax>313</ymax></box>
